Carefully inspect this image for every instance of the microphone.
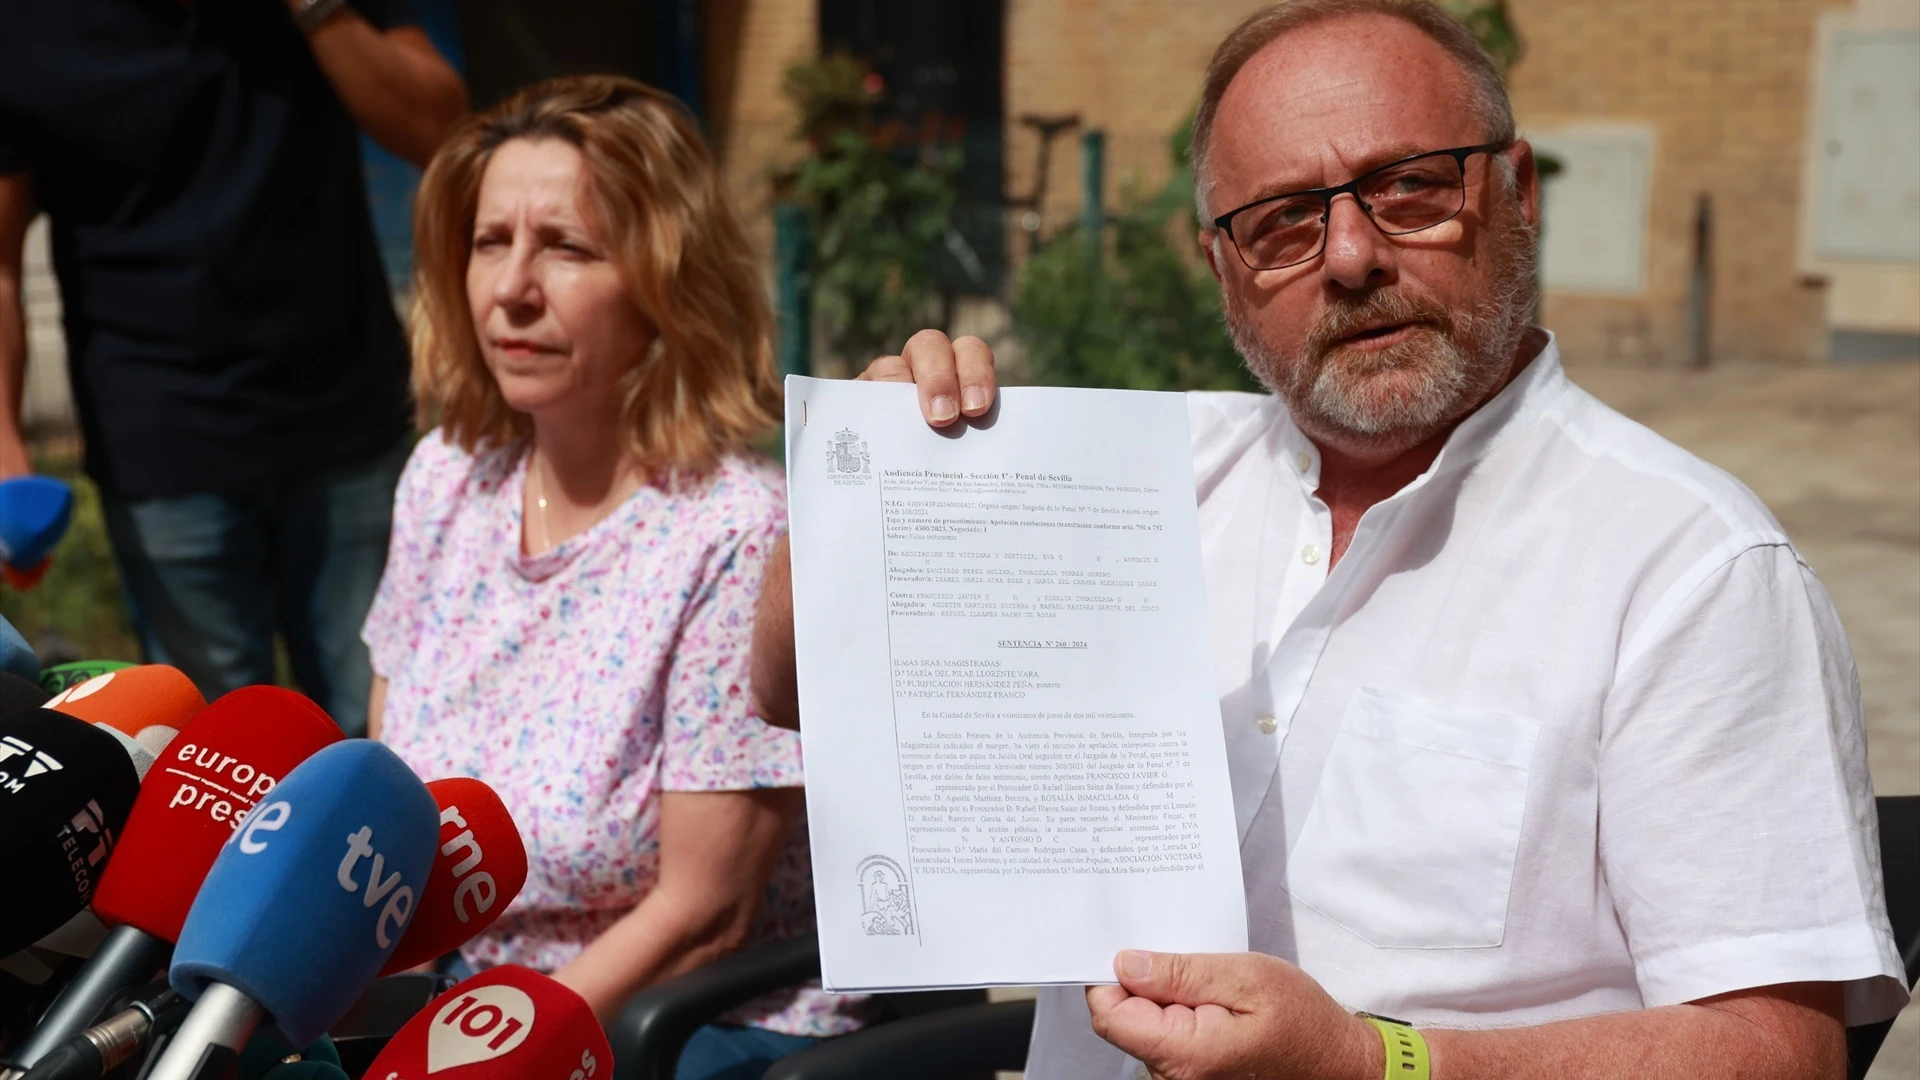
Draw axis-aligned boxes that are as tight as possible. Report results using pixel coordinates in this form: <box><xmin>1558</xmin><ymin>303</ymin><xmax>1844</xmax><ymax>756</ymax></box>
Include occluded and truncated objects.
<box><xmin>361</xmin><ymin>965</ymin><xmax>612</xmax><ymax>1080</ymax></box>
<box><xmin>147</xmin><ymin>739</ymin><xmax>439</xmax><ymax>1078</ymax></box>
<box><xmin>0</xmin><ymin>476</ymin><xmax>72</xmax><ymax>590</ymax></box>
<box><xmin>0</xmin><ymin>673</ymin><xmax>50</xmax><ymax>714</ymax></box>
<box><xmin>0</xmin><ymin>615</ymin><xmax>38</xmax><ymax>682</ymax></box>
<box><xmin>35</xmin><ymin>664</ymin><xmax>131</xmax><ymax>699</ymax></box>
<box><xmin>14</xmin><ymin>984</ymin><xmax>187</xmax><ymax>1080</ymax></box>
<box><xmin>0</xmin><ymin>688</ymin><xmax>342</xmax><ymax>1074</ymax></box>
<box><xmin>45</xmin><ymin>665</ymin><xmax>204</xmax><ymax>763</ymax></box>
<box><xmin>380</xmin><ymin>778</ymin><xmax>529</xmax><ymax>976</ymax></box>
<box><xmin>0</xmin><ymin>708</ymin><xmax>140</xmax><ymax>955</ymax></box>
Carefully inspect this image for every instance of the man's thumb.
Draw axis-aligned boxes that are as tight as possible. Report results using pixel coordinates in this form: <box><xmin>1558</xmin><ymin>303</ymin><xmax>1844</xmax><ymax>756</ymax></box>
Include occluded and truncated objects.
<box><xmin>1115</xmin><ymin>950</ymin><xmax>1184</xmax><ymax>1000</ymax></box>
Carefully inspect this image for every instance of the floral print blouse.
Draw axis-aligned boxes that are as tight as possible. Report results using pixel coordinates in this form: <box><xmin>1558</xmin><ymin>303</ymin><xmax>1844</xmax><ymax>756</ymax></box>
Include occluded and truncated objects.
<box><xmin>362</xmin><ymin>432</ymin><xmax>870</xmax><ymax>1036</ymax></box>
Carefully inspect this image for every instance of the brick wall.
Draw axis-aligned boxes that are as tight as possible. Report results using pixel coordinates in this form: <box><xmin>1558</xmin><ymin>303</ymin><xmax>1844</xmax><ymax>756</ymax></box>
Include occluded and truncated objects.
<box><xmin>1509</xmin><ymin>0</ymin><xmax>1851</xmax><ymax>365</ymax></box>
<box><xmin>711</xmin><ymin>0</ymin><xmax>1862</xmax><ymax>367</ymax></box>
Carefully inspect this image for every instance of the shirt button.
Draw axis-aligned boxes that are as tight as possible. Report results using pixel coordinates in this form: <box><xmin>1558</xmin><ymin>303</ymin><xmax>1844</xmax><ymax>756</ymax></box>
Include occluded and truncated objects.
<box><xmin>1295</xmin><ymin>450</ymin><xmax>1313</xmax><ymax>472</ymax></box>
<box><xmin>1301</xmin><ymin>544</ymin><xmax>1321</xmax><ymax>565</ymax></box>
<box><xmin>1256</xmin><ymin>712</ymin><xmax>1278</xmax><ymax>735</ymax></box>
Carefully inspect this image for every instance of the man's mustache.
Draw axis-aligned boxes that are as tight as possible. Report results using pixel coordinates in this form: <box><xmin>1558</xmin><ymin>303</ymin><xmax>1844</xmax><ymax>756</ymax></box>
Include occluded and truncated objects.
<box><xmin>1305</xmin><ymin>291</ymin><xmax>1456</xmax><ymax>362</ymax></box>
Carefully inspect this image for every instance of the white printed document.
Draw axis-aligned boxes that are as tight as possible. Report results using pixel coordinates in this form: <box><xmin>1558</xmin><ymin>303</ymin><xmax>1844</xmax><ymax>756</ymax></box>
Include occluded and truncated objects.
<box><xmin>785</xmin><ymin>376</ymin><xmax>1247</xmax><ymax>991</ymax></box>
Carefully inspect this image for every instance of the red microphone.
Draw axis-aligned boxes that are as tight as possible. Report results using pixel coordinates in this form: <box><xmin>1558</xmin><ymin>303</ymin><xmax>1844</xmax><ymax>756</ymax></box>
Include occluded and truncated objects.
<box><xmin>379</xmin><ymin>777</ymin><xmax>529</xmax><ymax>975</ymax></box>
<box><xmin>362</xmin><ymin>965</ymin><xmax>610</xmax><ymax>1079</ymax></box>
<box><xmin>93</xmin><ymin>685</ymin><xmax>342</xmax><ymax>942</ymax></box>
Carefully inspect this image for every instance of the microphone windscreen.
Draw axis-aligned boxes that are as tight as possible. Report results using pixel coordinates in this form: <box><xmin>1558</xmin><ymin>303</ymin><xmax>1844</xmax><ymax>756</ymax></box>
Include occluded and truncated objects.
<box><xmin>92</xmin><ymin>686</ymin><xmax>343</xmax><ymax>943</ymax></box>
<box><xmin>381</xmin><ymin>778</ymin><xmax>529</xmax><ymax>975</ymax></box>
<box><xmin>0</xmin><ymin>708</ymin><xmax>140</xmax><ymax>954</ymax></box>
<box><xmin>361</xmin><ymin>965</ymin><xmax>611</xmax><ymax>1080</ymax></box>
<box><xmin>0</xmin><ymin>614</ymin><xmax>37</xmax><ymax>682</ymax></box>
<box><xmin>95</xmin><ymin>723</ymin><xmax>158</xmax><ymax>779</ymax></box>
<box><xmin>38</xmin><ymin>660</ymin><xmax>133</xmax><ymax>697</ymax></box>
<box><xmin>170</xmin><ymin>739</ymin><xmax>440</xmax><ymax>1047</ymax></box>
<box><xmin>0</xmin><ymin>476</ymin><xmax>73</xmax><ymax>569</ymax></box>
<box><xmin>0</xmin><ymin>671</ymin><xmax>52</xmax><ymax>714</ymax></box>
<box><xmin>45</xmin><ymin>664</ymin><xmax>203</xmax><ymax>753</ymax></box>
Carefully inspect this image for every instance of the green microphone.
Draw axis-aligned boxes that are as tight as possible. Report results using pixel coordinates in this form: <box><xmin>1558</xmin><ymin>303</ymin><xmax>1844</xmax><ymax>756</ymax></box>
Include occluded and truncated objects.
<box><xmin>37</xmin><ymin>660</ymin><xmax>133</xmax><ymax>696</ymax></box>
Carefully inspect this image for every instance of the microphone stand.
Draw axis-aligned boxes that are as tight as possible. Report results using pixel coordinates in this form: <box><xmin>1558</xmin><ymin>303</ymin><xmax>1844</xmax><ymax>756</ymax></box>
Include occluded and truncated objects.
<box><xmin>0</xmin><ymin>928</ymin><xmax>171</xmax><ymax>1072</ymax></box>
<box><xmin>139</xmin><ymin>985</ymin><xmax>261</xmax><ymax>1080</ymax></box>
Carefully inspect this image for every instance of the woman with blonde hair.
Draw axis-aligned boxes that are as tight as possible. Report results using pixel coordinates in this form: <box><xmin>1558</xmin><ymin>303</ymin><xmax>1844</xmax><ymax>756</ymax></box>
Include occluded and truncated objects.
<box><xmin>361</xmin><ymin>75</ymin><xmax>869</xmax><ymax>1077</ymax></box>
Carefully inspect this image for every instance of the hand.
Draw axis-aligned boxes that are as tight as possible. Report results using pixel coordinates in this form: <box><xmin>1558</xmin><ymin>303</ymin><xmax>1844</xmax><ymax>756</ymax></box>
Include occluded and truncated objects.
<box><xmin>1086</xmin><ymin>950</ymin><xmax>1382</xmax><ymax>1080</ymax></box>
<box><xmin>859</xmin><ymin>329</ymin><xmax>997</xmax><ymax>428</ymax></box>
<box><xmin>0</xmin><ymin>437</ymin><xmax>30</xmax><ymax>480</ymax></box>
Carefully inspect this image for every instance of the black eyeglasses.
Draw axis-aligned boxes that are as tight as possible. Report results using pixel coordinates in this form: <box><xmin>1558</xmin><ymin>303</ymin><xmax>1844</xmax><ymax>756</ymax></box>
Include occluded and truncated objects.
<box><xmin>1210</xmin><ymin>142</ymin><xmax>1510</xmax><ymax>272</ymax></box>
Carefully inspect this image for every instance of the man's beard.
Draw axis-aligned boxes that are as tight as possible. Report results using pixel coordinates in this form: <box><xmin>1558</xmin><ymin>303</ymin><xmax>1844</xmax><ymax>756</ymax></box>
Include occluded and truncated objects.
<box><xmin>1225</xmin><ymin>199</ymin><xmax>1539</xmax><ymax>448</ymax></box>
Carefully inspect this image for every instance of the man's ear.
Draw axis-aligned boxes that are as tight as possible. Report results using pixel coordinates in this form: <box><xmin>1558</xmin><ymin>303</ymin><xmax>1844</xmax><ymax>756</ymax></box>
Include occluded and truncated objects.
<box><xmin>1200</xmin><ymin>228</ymin><xmax>1226</xmax><ymax>286</ymax></box>
<box><xmin>1508</xmin><ymin>139</ymin><xmax>1542</xmax><ymax>230</ymax></box>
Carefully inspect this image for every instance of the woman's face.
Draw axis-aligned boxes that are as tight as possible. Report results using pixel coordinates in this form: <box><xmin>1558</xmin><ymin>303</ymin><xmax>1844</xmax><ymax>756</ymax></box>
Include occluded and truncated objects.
<box><xmin>467</xmin><ymin>138</ymin><xmax>654</xmax><ymax>422</ymax></box>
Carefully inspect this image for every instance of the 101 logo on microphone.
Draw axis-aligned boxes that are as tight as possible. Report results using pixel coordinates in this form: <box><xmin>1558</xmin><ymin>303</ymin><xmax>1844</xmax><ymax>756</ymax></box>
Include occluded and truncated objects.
<box><xmin>431</xmin><ymin>983</ymin><xmax>533</xmax><ymax>1068</ymax></box>
<box><xmin>366</xmin><ymin>964</ymin><xmax>611</xmax><ymax>1078</ymax></box>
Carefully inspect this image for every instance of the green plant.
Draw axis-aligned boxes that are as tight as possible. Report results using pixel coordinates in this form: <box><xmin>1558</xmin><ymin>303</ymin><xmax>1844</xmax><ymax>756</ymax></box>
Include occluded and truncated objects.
<box><xmin>1012</xmin><ymin>124</ymin><xmax>1258</xmax><ymax>394</ymax></box>
<box><xmin>782</xmin><ymin>52</ymin><xmax>963</xmax><ymax>368</ymax></box>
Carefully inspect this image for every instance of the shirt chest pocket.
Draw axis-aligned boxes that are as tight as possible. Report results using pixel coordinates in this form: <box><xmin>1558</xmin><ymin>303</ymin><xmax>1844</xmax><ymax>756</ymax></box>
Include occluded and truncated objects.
<box><xmin>1284</xmin><ymin>687</ymin><xmax>1539</xmax><ymax>949</ymax></box>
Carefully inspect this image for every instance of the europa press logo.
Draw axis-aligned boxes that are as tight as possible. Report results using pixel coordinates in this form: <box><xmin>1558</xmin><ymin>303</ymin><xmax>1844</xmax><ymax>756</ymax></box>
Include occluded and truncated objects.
<box><xmin>0</xmin><ymin>733</ymin><xmax>63</xmax><ymax>794</ymax></box>
<box><xmin>827</xmin><ymin>428</ymin><xmax>871</xmax><ymax>486</ymax></box>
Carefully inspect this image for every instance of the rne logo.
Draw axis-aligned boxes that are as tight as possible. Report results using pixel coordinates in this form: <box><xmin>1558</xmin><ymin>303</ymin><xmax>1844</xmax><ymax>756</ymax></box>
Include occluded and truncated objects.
<box><xmin>438</xmin><ymin>804</ymin><xmax>499</xmax><ymax>924</ymax></box>
<box><xmin>0</xmin><ymin>734</ymin><xmax>63</xmax><ymax>794</ymax></box>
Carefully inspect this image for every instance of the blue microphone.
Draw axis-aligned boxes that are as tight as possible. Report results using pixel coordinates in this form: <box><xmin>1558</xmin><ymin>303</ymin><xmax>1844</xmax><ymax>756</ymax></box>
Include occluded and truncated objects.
<box><xmin>0</xmin><ymin>477</ymin><xmax>72</xmax><ymax>589</ymax></box>
<box><xmin>0</xmin><ymin>614</ymin><xmax>36</xmax><ymax>682</ymax></box>
<box><xmin>144</xmin><ymin>741</ymin><xmax>438</xmax><ymax>1080</ymax></box>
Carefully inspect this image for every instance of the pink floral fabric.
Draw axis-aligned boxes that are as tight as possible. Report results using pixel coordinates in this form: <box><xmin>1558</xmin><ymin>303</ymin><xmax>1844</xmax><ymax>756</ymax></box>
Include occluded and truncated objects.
<box><xmin>363</xmin><ymin>432</ymin><xmax>868</xmax><ymax>1037</ymax></box>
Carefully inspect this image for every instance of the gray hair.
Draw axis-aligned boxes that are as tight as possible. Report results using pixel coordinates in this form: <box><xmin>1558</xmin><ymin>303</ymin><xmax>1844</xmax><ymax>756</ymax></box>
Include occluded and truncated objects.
<box><xmin>1191</xmin><ymin>0</ymin><xmax>1517</xmax><ymax>222</ymax></box>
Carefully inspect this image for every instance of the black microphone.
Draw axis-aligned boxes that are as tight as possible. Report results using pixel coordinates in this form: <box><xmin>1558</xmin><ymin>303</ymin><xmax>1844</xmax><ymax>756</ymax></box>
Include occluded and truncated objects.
<box><xmin>0</xmin><ymin>673</ymin><xmax>51</xmax><ymax>715</ymax></box>
<box><xmin>15</xmin><ymin>983</ymin><xmax>187</xmax><ymax>1080</ymax></box>
<box><xmin>0</xmin><ymin>708</ymin><xmax>140</xmax><ymax>955</ymax></box>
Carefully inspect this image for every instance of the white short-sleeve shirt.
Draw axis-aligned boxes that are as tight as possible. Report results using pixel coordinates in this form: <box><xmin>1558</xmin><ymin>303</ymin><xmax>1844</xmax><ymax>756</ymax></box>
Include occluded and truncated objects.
<box><xmin>1025</xmin><ymin>334</ymin><xmax>1907</xmax><ymax>1079</ymax></box>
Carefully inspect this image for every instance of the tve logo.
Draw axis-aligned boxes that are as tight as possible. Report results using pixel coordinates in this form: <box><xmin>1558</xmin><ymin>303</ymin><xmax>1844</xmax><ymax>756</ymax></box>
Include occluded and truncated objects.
<box><xmin>428</xmin><ymin>983</ymin><xmax>534</xmax><ymax>1070</ymax></box>
<box><xmin>339</xmin><ymin>826</ymin><xmax>417</xmax><ymax>948</ymax></box>
<box><xmin>0</xmin><ymin>733</ymin><xmax>62</xmax><ymax>794</ymax></box>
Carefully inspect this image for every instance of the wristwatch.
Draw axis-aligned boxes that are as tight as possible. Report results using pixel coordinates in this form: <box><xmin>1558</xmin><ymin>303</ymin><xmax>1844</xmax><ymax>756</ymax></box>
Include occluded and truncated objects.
<box><xmin>290</xmin><ymin>0</ymin><xmax>348</xmax><ymax>33</ymax></box>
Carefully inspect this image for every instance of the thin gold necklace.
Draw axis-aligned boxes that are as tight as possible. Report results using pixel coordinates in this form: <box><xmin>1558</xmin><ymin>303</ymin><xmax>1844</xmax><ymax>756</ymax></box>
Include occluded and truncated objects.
<box><xmin>530</xmin><ymin>450</ymin><xmax>552</xmax><ymax>553</ymax></box>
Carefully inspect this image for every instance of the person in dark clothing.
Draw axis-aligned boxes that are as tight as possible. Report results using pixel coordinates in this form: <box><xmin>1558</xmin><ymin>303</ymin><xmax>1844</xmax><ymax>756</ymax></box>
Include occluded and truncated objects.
<box><xmin>0</xmin><ymin>0</ymin><xmax>466</xmax><ymax>734</ymax></box>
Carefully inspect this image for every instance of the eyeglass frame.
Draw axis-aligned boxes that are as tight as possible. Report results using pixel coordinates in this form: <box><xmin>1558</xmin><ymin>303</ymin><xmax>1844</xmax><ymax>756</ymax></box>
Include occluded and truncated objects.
<box><xmin>1208</xmin><ymin>141</ymin><xmax>1513</xmax><ymax>272</ymax></box>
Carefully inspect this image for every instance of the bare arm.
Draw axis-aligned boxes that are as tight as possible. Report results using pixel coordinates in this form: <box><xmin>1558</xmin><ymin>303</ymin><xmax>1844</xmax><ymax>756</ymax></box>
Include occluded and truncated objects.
<box><xmin>1087</xmin><ymin>950</ymin><xmax>1847</xmax><ymax>1080</ymax></box>
<box><xmin>750</xmin><ymin>537</ymin><xmax>799</xmax><ymax>731</ymax></box>
<box><xmin>366</xmin><ymin>673</ymin><xmax>387</xmax><ymax>741</ymax></box>
<box><xmin>551</xmin><ymin>787</ymin><xmax>804</xmax><ymax>1022</ymax></box>
<box><xmin>0</xmin><ymin>172</ymin><xmax>33</xmax><ymax>479</ymax></box>
<box><xmin>1423</xmin><ymin>982</ymin><xmax>1845</xmax><ymax>1080</ymax></box>
<box><xmin>294</xmin><ymin>8</ymin><xmax>467</xmax><ymax>167</ymax></box>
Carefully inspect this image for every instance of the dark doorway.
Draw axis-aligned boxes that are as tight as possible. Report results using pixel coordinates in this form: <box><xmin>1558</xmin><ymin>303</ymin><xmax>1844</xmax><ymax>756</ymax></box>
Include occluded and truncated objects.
<box><xmin>819</xmin><ymin>0</ymin><xmax>1007</xmax><ymax>294</ymax></box>
<box><xmin>455</xmin><ymin>0</ymin><xmax>702</xmax><ymax>114</ymax></box>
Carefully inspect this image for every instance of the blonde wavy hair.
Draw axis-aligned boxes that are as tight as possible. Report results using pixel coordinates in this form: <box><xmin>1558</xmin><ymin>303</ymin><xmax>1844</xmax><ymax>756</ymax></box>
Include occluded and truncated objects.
<box><xmin>410</xmin><ymin>75</ymin><xmax>780</xmax><ymax>473</ymax></box>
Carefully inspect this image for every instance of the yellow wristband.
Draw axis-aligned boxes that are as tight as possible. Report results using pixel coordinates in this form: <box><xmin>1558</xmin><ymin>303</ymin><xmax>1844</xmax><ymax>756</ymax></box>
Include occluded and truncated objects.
<box><xmin>1361</xmin><ymin>1013</ymin><xmax>1431</xmax><ymax>1080</ymax></box>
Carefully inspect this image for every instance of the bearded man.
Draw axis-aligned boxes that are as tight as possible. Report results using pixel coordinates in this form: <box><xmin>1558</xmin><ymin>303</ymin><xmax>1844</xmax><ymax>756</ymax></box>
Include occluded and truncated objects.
<box><xmin>749</xmin><ymin>2</ymin><xmax>1907</xmax><ymax>1077</ymax></box>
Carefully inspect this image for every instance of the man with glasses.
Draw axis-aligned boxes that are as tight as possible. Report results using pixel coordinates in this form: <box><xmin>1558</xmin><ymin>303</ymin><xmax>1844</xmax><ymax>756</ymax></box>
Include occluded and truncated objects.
<box><xmin>750</xmin><ymin>1</ymin><xmax>1905</xmax><ymax>1077</ymax></box>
